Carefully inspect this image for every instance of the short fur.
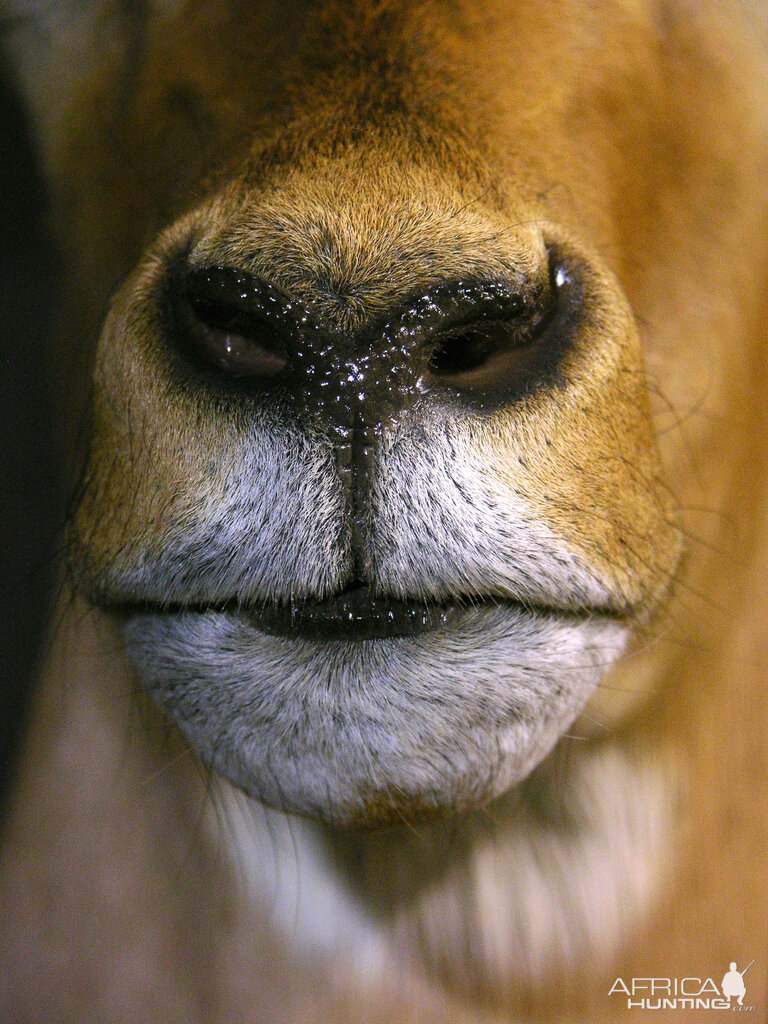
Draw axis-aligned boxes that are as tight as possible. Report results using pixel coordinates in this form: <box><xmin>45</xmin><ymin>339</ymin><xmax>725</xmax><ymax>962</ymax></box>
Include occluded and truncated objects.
<box><xmin>2</xmin><ymin>1</ymin><xmax>767</xmax><ymax>1020</ymax></box>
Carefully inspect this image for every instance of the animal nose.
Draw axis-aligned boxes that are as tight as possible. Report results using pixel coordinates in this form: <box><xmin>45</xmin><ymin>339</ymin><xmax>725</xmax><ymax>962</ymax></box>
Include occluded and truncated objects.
<box><xmin>168</xmin><ymin>256</ymin><xmax>563</xmax><ymax>564</ymax></box>
<box><xmin>170</xmin><ymin>260</ymin><xmax>560</xmax><ymax>421</ymax></box>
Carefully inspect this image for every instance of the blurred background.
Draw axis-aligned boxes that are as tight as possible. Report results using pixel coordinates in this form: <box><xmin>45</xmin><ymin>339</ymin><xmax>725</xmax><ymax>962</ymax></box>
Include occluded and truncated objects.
<box><xmin>0</xmin><ymin>33</ymin><xmax>61</xmax><ymax>824</ymax></box>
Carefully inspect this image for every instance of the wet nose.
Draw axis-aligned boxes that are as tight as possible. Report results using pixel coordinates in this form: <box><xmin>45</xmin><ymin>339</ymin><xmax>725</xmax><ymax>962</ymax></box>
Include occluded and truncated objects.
<box><xmin>168</xmin><ymin>257</ymin><xmax>565</xmax><ymax>562</ymax></box>
<box><xmin>170</xmin><ymin>261</ymin><xmax>562</xmax><ymax>409</ymax></box>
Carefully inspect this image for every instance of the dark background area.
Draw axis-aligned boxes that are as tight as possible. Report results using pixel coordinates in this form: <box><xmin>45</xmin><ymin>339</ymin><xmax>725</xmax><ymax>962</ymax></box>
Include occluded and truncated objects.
<box><xmin>0</xmin><ymin>39</ymin><xmax>62</xmax><ymax>824</ymax></box>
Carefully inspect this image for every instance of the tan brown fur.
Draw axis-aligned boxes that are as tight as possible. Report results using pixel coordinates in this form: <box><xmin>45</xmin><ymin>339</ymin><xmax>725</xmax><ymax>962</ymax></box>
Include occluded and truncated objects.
<box><xmin>2</xmin><ymin>0</ymin><xmax>768</xmax><ymax>1020</ymax></box>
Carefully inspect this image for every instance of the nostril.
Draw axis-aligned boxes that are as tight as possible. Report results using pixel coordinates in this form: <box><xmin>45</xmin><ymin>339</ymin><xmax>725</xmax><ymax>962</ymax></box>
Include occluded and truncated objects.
<box><xmin>425</xmin><ymin>265</ymin><xmax>559</xmax><ymax>393</ymax></box>
<box><xmin>169</xmin><ymin>266</ymin><xmax>291</xmax><ymax>379</ymax></box>
<box><xmin>428</xmin><ymin>323</ymin><xmax>524</xmax><ymax>377</ymax></box>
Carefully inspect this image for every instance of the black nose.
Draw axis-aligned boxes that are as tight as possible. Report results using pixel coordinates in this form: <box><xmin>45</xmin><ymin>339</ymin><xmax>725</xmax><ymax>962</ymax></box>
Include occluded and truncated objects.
<box><xmin>168</xmin><ymin>255</ymin><xmax>568</xmax><ymax>566</ymax></box>
<box><xmin>170</xmin><ymin>261</ymin><xmax>563</xmax><ymax>408</ymax></box>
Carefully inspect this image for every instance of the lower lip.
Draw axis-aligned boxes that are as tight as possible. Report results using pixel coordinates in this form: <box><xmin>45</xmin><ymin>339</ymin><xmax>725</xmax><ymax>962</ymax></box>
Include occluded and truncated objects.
<box><xmin>243</xmin><ymin>584</ymin><xmax>462</xmax><ymax>640</ymax></box>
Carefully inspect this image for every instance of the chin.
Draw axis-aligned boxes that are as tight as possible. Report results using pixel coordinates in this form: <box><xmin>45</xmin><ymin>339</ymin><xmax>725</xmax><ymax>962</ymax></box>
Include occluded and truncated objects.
<box><xmin>123</xmin><ymin>597</ymin><xmax>625</xmax><ymax>827</ymax></box>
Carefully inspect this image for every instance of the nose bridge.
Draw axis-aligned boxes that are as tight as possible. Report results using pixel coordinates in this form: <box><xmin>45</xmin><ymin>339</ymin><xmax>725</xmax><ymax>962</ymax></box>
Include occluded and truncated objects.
<box><xmin>197</xmin><ymin>145</ymin><xmax>546</xmax><ymax>320</ymax></box>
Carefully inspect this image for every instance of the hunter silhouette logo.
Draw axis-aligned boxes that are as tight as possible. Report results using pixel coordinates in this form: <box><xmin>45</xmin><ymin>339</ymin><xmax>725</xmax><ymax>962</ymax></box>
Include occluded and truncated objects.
<box><xmin>722</xmin><ymin>961</ymin><xmax>753</xmax><ymax>1006</ymax></box>
<box><xmin>609</xmin><ymin>959</ymin><xmax>757</xmax><ymax>1011</ymax></box>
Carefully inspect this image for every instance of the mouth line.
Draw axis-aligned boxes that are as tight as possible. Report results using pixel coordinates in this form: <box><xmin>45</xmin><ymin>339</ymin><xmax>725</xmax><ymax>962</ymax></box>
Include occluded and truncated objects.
<box><xmin>244</xmin><ymin>583</ymin><xmax>460</xmax><ymax>640</ymax></box>
<box><xmin>115</xmin><ymin>582</ymin><xmax>626</xmax><ymax>641</ymax></box>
